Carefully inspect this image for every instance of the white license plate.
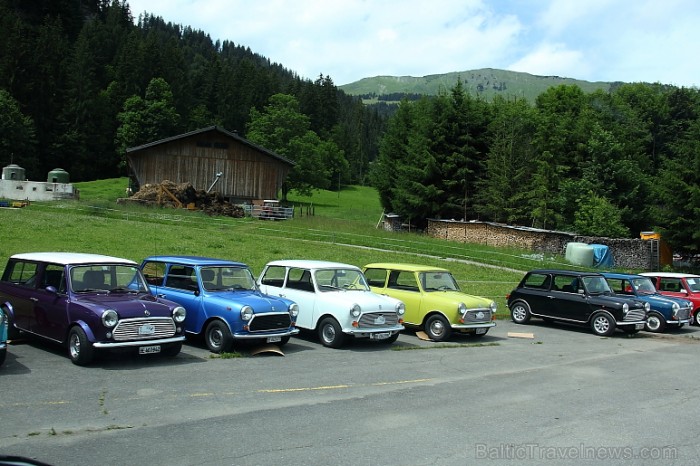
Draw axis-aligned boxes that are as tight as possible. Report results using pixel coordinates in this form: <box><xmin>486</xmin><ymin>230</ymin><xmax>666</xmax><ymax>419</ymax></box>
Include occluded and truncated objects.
<box><xmin>370</xmin><ymin>332</ymin><xmax>391</xmax><ymax>340</ymax></box>
<box><xmin>635</xmin><ymin>323</ymin><xmax>644</xmax><ymax>330</ymax></box>
<box><xmin>476</xmin><ymin>328</ymin><xmax>487</xmax><ymax>334</ymax></box>
<box><xmin>267</xmin><ymin>336</ymin><xmax>282</xmax><ymax>343</ymax></box>
<box><xmin>139</xmin><ymin>345</ymin><xmax>161</xmax><ymax>354</ymax></box>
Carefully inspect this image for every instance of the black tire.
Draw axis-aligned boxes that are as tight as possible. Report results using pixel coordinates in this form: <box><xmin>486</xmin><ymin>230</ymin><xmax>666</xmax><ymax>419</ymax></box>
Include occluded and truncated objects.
<box><xmin>645</xmin><ymin>312</ymin><xmax>666</xmax><ymax>333</ymax></box>
<box><xmin>68</xmin><ymin>327</ymin><xmax>95</xmax><ymax>365</ymax></box>
<box><xmin>694</xmin><ymin>310</ymin><xmax>700</xmax><ymax>326</ymax></box>
<box><xmin>590</xmin><ymin>312</ymin><xmax>616</xmax><ymax>337</ymax></box>
<box><xmin>161</xmin><ymin>342</ymin><xmax>182</xmax><ymax>357</ymax></box>
<box><xmin>204</xmin><ymin>320</ymin><xmax>233</xmax><ymax>353</ymax></box>
<box><xmin>0</xmin><ymin>347</ymin><xmax>6</xmax><ymax>366</ymax></box>
<box><xmin>424</xmin><ymin>314</ymin><xmax>452</xmax><ymax>341</ymax></box>
<box><xmin>379</xmin><ymin>332</ymin><xmax>400</xmax><ymax>344</ymax></box>
<box><xmin>278</xmin><ymin>335</ymin><xmax>291</xmax><ymax>346</ymax></box>
<box><xmin>510</xmin><ymin>301</ymin><xmax>532</xmax><ymax>324</ymax></box>
<box><xmin>318</xmin><ymin>317</ymin><xmax>346</xmax><ymax>348</ymax></box>
<box><xmin>3</xmin><ymin>307</ymin><xmax>19</xmax><ymax>340</ymax></box>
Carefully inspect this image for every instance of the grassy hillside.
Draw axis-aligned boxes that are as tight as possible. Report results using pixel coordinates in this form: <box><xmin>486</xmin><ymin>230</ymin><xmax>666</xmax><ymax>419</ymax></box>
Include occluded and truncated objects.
<box><xmin>340</xmin><ymin>67</ymin><xmax>615</xmax><ymax>103</ymax></box>
<box><xmin>0</xmin><ymin>180</ymin><xmax>582</xmax><ymax>312</ymax></box>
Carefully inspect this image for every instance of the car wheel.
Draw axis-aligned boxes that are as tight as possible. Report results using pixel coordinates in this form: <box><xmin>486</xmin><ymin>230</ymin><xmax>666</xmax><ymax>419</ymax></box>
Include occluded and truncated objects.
<box><xmin>271</xmin><ymin>335</ymin><xmax>291</xmax><ymax>347</ymax></box>
<box><xmin>645</xmin><ymin>313</ymin><xmax>666</xmax><ymax>333</ymax></box>
<box><xmin>590</xmin><ymin>312</ymin><xmax>616</xmax><ymax>337</ymax></box>
<box><xmin>694</xmin><ymin>311</ymin><xmax>700</xmax><ymax>326</ymax></box>
<box><xmin>205</xmin><ymin>320</ymin><xmax>233</xmax><ymax>353</ymax></box>
<box><xmin>318</xmin><ymin>317</ymin><xmax>346</xmax><ymax>348</ymax></box>
<box><xmin>68</xmin><ymin>327</ymin><xmax>95</xmax><ymax>366</ymax></box>
<box><xmin>161</xmin><ymin>342</ymin><xmax>182</xmax><ymax>357</ymax></box>
<box><xmin>2</xmin><ymin>307</ymin><xmax>20</xmax><ymax>340</ymax></box>
<box><xmin>510</xmin><ymin>301</ymin><xmax>531</xmax><ymax>324</ymax></box>
<box><xmin>425</xmin><ymin>314</ymin><xmax>452</xmax><ymax>341</ymax></box>
<box><xmin>379</xmin><ymin>332</ymin><xmax>400</xmax><ymax>344</ymax></box>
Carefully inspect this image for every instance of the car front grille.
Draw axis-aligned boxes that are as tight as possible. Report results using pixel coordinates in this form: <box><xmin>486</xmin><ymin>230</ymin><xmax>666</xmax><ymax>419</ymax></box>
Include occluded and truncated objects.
<box><xmin>113</xmin><ymin>317</ymin><xmax>176</xmax><ymax>341</ymax></box>
<box><xmin>464</xmin><ymin>308</ymin><xmax>493</xmax><ymax>323</ymax></box>
<box><xmin>249</xmin><ymin>313</ymin><xmax>292</xmax><ymax>332</ymax></box>
<box><xmin>677</xmin><ymin>306</ymin><xmax>691</xmax><ymax>321</ymax></box>
<box><xmin>623</xmin><ymin>308</ymin><xmax>646</xmax><ymax>322</ymax></box>
<box><xmin>358</xmin><ymin>311</ymin><xmax>399</xmax><ymax>328</ymax></box>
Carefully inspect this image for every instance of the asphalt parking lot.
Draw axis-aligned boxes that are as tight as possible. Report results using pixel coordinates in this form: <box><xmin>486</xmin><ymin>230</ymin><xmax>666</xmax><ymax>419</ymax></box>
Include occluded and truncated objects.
<box><xmin>1</xmin><ymin>319</ymin><xmax>699</xmax><ymax>466</ymax></box>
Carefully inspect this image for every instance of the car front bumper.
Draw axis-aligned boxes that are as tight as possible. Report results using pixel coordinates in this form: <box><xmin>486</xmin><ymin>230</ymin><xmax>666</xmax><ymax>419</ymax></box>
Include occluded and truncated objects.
<box><xmin>233</xmin><ymin>328</ymin><xmax>300</xmax><ymax>339</ymax></box>
<box><xmin>452</xmin><ymin>322</ymin><xmax>496</xmax><ymax>330</ymax></box>
<box><xmin>93</xmin><ymin>335</ymin><xmax>186</xmax><ymax>348</ymax></box>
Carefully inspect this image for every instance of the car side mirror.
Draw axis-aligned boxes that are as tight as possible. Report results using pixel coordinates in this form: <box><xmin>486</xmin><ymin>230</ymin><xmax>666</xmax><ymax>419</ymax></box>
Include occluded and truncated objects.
<box><xmin>46</xmin><ymin>285</ymin><xmax>58</xmax><ymax>294</ymax></box>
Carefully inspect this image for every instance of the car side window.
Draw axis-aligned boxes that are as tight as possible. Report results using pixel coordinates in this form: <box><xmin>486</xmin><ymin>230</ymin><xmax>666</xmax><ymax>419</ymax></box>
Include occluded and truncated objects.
<box><xmin>364</xmin><ymin>268</ymin><xmax>387</xmax><ymax>287</ymax></box>
<box><xmin>392</xmin><ymin>271</ymin><xmax>419</xmax><ymax>292</ymax></box>
<box><xmin>522</xmin><ymin>273</ymin><xmax>551</xmax><ymax>290</ymax></box>
<box><xmin>604</xmin><ymin>278</ymin><xmax>625</xmax><ymax>294</ymax></box>
<box><xmin>42</xmin><ymin>264</ymin><xmax>66</xmax><ymax>293</ymax></box>
<box><xmin>660</xmin><ymin>278</ymin><xmax>682</xmax><ymax>292</ymax></box>
<box><xmin>5</xmin><ymin>261</ymin><xmax>38</xmax><ymax>288</ymax></box>
<box><xmin>165</xmin><ymin>266</ymin><xmax>197</xmax><ymax>291</ymax></box>
<box><xmin>142</xmin><ymin>261</ymin><xmax>166</xmax><ymax>286</ymax></box>
<box><xmin>260</xmin><ymin>266</ymin><xmax>286</xmax><ymax>287</ymax></box>
<box><xmin>287</xmin><ymin>268</ymin><xmax>314</xmax><ymax>292</ymax></box>
<box><xmin>552</xmin><ymin>275</ymin><xmax>578</xmax><ymax>293</ymax></box>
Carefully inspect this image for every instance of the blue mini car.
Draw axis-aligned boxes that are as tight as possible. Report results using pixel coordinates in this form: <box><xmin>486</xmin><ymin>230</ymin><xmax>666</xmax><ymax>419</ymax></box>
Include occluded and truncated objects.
<box><xmin>602</xmin><ymin>272</ymin><xmax>692</xmax><ymax>332</ymax></box>
<box><xmin>140</xmin><ymin>256</ymin><xmax>299</xmax><ymax>353</ymax></box>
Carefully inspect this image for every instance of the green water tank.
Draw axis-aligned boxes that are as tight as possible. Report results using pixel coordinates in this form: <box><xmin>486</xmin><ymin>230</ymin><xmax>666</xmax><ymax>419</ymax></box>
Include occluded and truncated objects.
<box><xmin>47</xmin><ymin>168</ymin><xmax>70</xmax><ymax>183</ymax></box>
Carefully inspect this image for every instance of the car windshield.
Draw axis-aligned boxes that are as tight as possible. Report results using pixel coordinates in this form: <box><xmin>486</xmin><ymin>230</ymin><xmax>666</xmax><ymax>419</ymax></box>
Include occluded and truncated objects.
<box><xmin>420</xmin><ymin>271</ymin><xmax>460</xmax><ymax>291</ymax></box>
<box><xmin>582</xmin><ymin>275</ymin><xmax>611</xmax><ymax>295</ymax></box>
<box><xmin>315</xmin><ymin>268</ymin><xmax>369</xmax><ymax>292</ymax></box>
<box><xmin>200</xmin><ymin>266</ymin><xmax>257</xmax><ymax>292</ymax></box>
<box><xmin>631</xmin><ymin>277</ymin><xmax>657</xmax><ymax>295</ymax></box>
<box><xmin>686</xmin><ymin>277</ymin><xmax>700</xmax><ymax>292</ymax></box>
<box><xmin>70</xmin><ymin>264</ymin><xmax>149</xmax><ymax>293</ymax></box>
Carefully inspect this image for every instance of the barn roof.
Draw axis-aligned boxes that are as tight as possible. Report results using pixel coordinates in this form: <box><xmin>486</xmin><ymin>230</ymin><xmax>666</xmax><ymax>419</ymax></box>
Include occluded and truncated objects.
<box><xmin>126</xmin><ymin>125</ymin><xmax>295</xmax><ymax>167</ymax></box>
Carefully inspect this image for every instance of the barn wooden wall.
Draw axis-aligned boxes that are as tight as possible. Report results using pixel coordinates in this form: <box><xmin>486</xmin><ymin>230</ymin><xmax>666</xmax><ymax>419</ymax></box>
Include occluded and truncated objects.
<box><xmin>128</xmin><ymin>133</ymin><xmax>291</xmax><ymax>201</ymax></box>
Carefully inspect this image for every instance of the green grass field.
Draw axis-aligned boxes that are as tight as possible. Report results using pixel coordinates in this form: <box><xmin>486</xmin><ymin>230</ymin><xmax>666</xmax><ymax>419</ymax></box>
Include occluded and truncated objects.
<box><xmin>0</xmin><ymin>179</ymin><xmax>577</xmax><ymax>313</ymax></box>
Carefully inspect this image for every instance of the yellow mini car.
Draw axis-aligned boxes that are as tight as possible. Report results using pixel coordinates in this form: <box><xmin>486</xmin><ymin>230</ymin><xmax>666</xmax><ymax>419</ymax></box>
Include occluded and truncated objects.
<box><xmin>362</xmin><ymin>263</ymin><xmax>496</xmax><ymax>341</ymax></box>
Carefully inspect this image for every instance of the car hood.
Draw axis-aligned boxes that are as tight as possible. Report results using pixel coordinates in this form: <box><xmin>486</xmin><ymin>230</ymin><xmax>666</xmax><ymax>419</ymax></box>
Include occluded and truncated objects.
<box><xmin>325</xmin><ymin>289</ymin><xmax>402</xmax><ymax>309</ymax></box>
<box><xmin>588</xmin><ymin>294</ymin><xmax>645</xmax><ymax>309</ymax></box>
<box><xmin>638</xmin><ymin>293</ymin><xmax>691</xmax><ymax>308</ymax></box>
<box><xmin>428</xmin><ymin>290</ymin><xmax>494</xmax><ymax>307</ymax></box>
<box><xmin>77</xmin><ymin>293</ymin><xmax>175</xmax><ymax>317</ymax></box>
<box><xmin>203</xmin><ymin>290</ymin><xmax>292</xmax><ymax>313</ymax></box>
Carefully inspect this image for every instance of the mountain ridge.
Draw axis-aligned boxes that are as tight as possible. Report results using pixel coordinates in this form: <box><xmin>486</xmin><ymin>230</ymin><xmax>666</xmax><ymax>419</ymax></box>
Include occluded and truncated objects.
<box><xmin>339</xmin><ymin>67</ymin><xmax>619</xmax><ymax>103</ymax></box>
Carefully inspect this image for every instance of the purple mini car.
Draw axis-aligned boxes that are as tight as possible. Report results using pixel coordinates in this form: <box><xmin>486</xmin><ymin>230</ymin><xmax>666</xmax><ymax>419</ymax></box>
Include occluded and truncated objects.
<box><xmin>0</xmin><ymin>252</ymin><xmax>186</xmax><ymax>365</ymax></box>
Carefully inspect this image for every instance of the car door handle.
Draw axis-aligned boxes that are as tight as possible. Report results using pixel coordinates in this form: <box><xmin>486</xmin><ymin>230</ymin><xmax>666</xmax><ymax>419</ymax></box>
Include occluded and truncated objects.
<box><xmin>30</xmin><ymin>297</ymin><xmax>39</xmax><ymax>302</ymax></box>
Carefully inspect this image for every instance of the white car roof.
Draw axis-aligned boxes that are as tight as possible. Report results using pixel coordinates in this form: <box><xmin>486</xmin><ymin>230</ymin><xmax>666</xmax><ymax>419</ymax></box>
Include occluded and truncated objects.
<box><xmin>10</xmin><ymin>252</ymin><xmax>137</xmax><ymax>266</ymax></box>
<box><xmin>264</xmin><ymin>259</ymin><xmax>360</xmax><ymax>270</ymax></box>
<box><xmin>639</xmin><ymin>272</ymin><xmax>700</xmax><ymax>279</ymax></box>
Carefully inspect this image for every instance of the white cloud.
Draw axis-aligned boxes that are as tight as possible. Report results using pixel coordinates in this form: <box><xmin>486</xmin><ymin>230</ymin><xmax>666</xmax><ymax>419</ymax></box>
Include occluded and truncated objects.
<box><xmin>126</xmin><ymin>0</ymin><xmax>700</xmax><ymax>86</ymax></box>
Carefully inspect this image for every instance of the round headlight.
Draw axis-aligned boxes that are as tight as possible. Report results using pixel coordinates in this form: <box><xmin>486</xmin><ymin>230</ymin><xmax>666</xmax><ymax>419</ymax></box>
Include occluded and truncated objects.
<box><xmin>350</xmin><ymin>304</ymin><xmax>361</xmax><ymax>318</ymax></box>
<box><xmin>241</xmin><ymin>305</ymin><xmax>254</xmax><ymax>321</ymax></box>
<box><xmin>102</xmin><ymin>309</ymin><xmax>118</xmax><ymax>328</ymax></box>
<box><xmin>643</xmin><ymin>302</ymin><xmax>650</xmax><ymax>312</ymax></box>
<box><xmin>672</xmin><ymin>302</ymin><xmax>680</xmax><ymax>311</ymax></box>
<box><xmin>172</xmin><ymin>306</ymin><xmax>186</xmax><ymax>323</ymax></box>
<box><xmin>289</xmin><ymin>303</ymin><xmax>299</xmax><ymax>317</ymax></box>
<box><xmin>622</xmin><ymin>303</ymin><xmax>629</xmax><ymax>314</ymax></box>
<box><xmin>489</xmin><ymin>301</ymin><xmax>498</xmax><ymax>312</ymax></box>
<box><xmin>457</xmin><ymin>302</ymin><xmax>467</xmax><ymax>314</ymax></box>
<box><xmin>396</xmin><ymin>302</ymin><xmax>405</xmax><ymax>316</ymax></box>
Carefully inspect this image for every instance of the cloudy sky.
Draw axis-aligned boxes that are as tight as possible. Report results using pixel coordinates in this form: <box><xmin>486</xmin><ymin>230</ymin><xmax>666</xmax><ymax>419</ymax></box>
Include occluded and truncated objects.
<box><xmin>126</xmin><ymin>0</ymin><xmax>699</xmax><ymax>87</ymax></box>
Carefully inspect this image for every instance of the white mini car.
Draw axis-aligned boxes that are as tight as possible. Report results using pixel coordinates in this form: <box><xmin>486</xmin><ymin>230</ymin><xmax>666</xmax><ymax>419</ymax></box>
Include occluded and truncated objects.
<box><xmin>257</xmin><ymin>260</ymin><xmax>405</xmax><ymax>347</ymax></box>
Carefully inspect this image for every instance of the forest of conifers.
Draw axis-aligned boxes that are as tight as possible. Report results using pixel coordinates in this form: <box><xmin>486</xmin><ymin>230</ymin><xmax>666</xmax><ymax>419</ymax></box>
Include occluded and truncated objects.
<box><xmin>1</xmin><ymin>1</ymin><xmax>699</xmax><ymax>254</ymax></box>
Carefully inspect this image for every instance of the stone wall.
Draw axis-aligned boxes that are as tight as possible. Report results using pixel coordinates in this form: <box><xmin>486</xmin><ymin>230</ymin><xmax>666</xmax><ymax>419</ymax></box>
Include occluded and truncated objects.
<box><xmin>427</xmin><ymin>219</ymin><xmax>653</xmax><ymax>270</ymax></box>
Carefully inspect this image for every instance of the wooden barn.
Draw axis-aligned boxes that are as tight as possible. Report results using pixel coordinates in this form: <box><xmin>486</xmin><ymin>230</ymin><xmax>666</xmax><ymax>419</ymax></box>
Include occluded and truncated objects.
<box><xmin>125</xmin><ymin>126</ymin><xmax>294</xmax><ymax>202</ymax></box>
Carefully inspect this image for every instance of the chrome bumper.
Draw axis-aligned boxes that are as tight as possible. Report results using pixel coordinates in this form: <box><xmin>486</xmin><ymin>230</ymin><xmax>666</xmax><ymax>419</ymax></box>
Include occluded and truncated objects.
<box><xmin>233</xmin><ymin>328</ymin><xmax>300</xmax><ymax>339</ymax></box>
<box><xmin>93</xmin><ymin>335</ymin><xmax>186</xmax><ymax>348</ymax></box>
